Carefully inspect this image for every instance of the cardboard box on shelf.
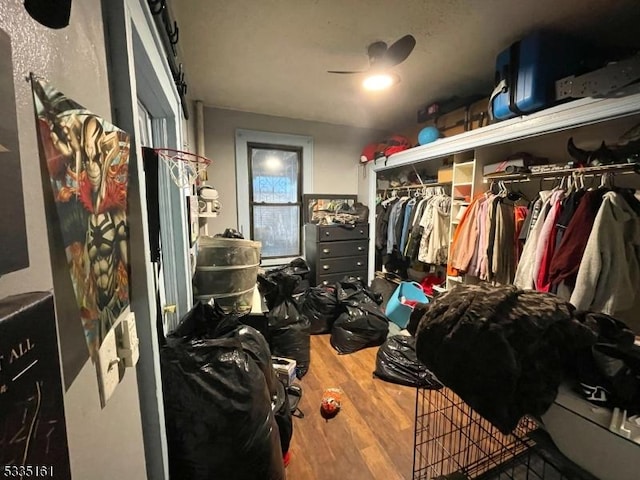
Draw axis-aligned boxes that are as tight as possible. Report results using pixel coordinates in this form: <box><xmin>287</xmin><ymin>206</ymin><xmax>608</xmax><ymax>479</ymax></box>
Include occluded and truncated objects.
<box><xmin>437</xmin><ymin>167</ymin><xmax>453</xmax><ymax>183</ymax></box>
<box><xmin>437</xmin><ymin>97</ymin><xmax>490</xmax><ymax>138</ymax></box>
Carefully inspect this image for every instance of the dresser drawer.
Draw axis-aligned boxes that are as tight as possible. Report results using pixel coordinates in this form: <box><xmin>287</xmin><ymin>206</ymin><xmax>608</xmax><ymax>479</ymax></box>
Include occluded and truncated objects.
<box><xmin>318</xmin><ymin>224</ymin><xmax>369</xmax><ymax>242</ymax></box>
<box><xmin>317</xmin><ymin>255</ymin><xmax>367</xmax><ymax>275</ymax></box>
<box><xmin>318</xmin><ymin>240</ymin><xmax>368</xmax><ymax>259</ymax></box>
<box><xmin>318</xmin><ymin>270</ymin><xmax>368</xmax><ymax>286</ymax></box>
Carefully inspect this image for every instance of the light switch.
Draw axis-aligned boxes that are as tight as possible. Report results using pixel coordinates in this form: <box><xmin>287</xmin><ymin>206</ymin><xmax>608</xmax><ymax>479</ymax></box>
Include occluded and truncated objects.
<box><xmin>96</xmin><ymin>327</ymin><xmax>121</xmax><ymax>407</ymax></box>
<box><xmin>117</xmin><ymin>311</ymin><xmax>139</xmax><ymax>368</ymax></box>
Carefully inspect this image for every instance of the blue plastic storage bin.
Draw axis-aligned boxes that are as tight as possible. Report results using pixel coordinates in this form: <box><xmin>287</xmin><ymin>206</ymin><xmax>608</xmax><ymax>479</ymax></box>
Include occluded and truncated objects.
<box><xmin>490</xmin><ymin>31</ymin><xmax>592</xmax><ymax>121</ymax></box>
<box><xmin>385</xmin><ymin>281</ymin><xmax>429</xmax><ymax>329</ymax></box>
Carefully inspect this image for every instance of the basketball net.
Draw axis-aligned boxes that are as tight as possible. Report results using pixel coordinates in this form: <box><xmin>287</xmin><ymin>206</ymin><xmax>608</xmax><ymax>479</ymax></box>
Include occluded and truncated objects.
<box><xmin>155</xmin><ymin>148</ymin><xmax>211</xmax><ymax>189</ymax></box>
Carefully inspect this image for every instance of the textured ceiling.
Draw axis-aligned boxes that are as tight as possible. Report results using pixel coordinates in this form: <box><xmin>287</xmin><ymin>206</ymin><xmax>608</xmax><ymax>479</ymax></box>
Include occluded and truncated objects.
<box><xmin>172</xmin><ymin>0</ymin><xmax>640</xmax><ymax>130</ymax></box>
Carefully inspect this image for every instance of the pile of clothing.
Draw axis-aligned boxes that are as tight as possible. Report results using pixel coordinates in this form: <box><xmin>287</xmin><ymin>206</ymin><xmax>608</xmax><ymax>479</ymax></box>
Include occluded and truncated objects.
<box><xmin>415</xmin><ymin>283</ymin><xmax>640</xmax><ymax>434</ymax></box>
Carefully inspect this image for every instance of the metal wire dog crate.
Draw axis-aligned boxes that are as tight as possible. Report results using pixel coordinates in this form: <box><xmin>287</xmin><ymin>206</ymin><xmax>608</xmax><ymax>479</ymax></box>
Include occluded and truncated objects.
<box><xmin>413</xmin><ymin>388</ymin><xmax>595</xmax><ymax>480</ymax></box>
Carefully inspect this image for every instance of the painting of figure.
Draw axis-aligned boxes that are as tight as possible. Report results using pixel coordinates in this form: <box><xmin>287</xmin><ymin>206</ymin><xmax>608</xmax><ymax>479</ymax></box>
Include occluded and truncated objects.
<box><xmin>32</xmin><ymin>78</ymin><xmax>130</xmax><ymax>358</ymax></box>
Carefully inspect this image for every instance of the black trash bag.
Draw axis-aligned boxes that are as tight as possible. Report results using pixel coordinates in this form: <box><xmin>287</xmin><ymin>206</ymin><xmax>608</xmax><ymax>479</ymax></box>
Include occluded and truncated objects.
<box><xmin>370</xmin><ymin>272</ymin><xmax>401</xmax><ymax>310</ymax></box>
<box><xmin>261</xmin><ymin>258</ymin><xmax>311</xmax><ymax>294</ymax></box>
<box><xmin>374</xmin><ymin>335</ymin><xmax>442</xmax><ymax>388</ymax></box>
<box><xmin>336</xmin><ymin>277</ymin><xmax>383</xmax><ymax>307</ymax></box>
<box><xmin>415</xmin><ymin>284</ymin><xmax>596</xmax><ymax>434</ymax></box>
<box><xmin>300</xmin><ymin>284</ymin><xmax>339</xmax><ymax>334</ymax></box>
<box><xmin>330</xmin><ymin>277</ymin><xmax>388</xmax><ymax>354</ymax></box>
<box><xmin>161</xmin><ymin>328</ymin><xmax>284</xmax><ymax>479</ymax></box>
<box><xmin>572</xmin><ymin>311</ymin><xmax>640</xmax><ymax>413</ymax></box>
<box><xmin>273</xmin><ymin>381</ymin><xmax>293</xmax><ymax>455</ymax></box>
<box><xmin>331</xmin><ymin>303</ymin><xmax>389</xmax><ymax>354</ymax></box>
<box><xmin>171</xmin><ymin>301</ymin><xmax>278</xmax><ymax>397</ymax></box>
<box><xmin>260</xmin><ymin>272</ymin><xmax>311</xmax><ymax>378</ymax></box>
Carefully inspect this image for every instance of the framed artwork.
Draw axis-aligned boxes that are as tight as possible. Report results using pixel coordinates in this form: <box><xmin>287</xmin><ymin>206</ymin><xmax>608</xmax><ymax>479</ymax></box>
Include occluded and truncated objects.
<box><xmin>32</xmin><ymin>77</ymin><xmax>131</xmax><ymax>360</ymax></box>
<box><xmin>302</xmin><ymin>194</ymin><xmax>358</xmax><ymax>224</ymax></box>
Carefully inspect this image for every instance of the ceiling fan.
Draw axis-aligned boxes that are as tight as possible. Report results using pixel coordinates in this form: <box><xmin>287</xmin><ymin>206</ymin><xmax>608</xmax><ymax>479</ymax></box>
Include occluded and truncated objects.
<box><xmin>328</xmin><ymin>34</ymin><xmax>416</xmax><ymax>75</ymax></box>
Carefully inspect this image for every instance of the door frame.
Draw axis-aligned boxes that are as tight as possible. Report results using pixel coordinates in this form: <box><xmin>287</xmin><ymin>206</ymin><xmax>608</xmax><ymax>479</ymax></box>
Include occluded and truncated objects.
<box><xmin>103</xmin><ymin>1</ymin><xmax>188</xmax><ymax>478</ymax></box>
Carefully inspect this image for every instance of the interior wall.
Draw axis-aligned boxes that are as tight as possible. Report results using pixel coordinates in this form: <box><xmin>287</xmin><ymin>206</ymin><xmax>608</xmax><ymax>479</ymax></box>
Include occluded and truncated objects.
<box><xmin>0</xmin><ymin>2</ymin><xmax>147</xmax><ymax>479</ymax></box>
<box><xmin>203</xmin><ymin>106</ymin><xmax>386</xmax><ymax>233</ymax></box>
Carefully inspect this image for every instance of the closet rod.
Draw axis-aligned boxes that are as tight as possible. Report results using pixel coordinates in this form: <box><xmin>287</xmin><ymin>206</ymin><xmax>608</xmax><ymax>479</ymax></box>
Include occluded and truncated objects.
<box><xmin>483</xmin><ymin>162</ymin><xmax>640</xmax><ymax>183</ymax></box>
<box><xmin>377</xmin><ymin>181</ymin><xmax>452</xmax><ymax>191</ymax></box>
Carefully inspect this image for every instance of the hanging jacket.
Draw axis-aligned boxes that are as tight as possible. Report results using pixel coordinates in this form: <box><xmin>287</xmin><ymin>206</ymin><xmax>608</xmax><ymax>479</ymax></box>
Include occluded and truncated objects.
<box><xmin>535</xmin><ymin>190</ymin><xmax>565</xmax><ymax>291</ymax></box>
<box><xmin>449</xmin><ymin>196</ymin><xmax>485</xmax><ymax>273</ymax></box>
<box><xmin>514</xmin><ymin>191</ymin><xmax>553</xmax><ymax>289</ymax></box>
<box><xmin>548</xmin><ymin>189</ymin><xmax>605</xmax><ymax>287</ymax></box>
<box><xmin>570</xmin><ymin>192</ymin><xmax>640</xmax><ymax>333</ymax></box>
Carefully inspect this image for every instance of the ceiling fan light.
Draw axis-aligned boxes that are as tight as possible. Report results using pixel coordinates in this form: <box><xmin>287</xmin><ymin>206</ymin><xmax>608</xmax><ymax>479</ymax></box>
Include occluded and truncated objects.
<box><xmin>362</xmin><ymin>73</ymin><xmax>398</xmax><ymax>91</ymax></box>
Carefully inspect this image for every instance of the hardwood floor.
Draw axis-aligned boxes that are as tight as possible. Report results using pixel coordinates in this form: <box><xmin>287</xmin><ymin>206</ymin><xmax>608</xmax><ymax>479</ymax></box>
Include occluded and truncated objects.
<box><xmin>286</xmin><ymin>334</ymin><xmax>416</xmax><ymax>480</ymax></box>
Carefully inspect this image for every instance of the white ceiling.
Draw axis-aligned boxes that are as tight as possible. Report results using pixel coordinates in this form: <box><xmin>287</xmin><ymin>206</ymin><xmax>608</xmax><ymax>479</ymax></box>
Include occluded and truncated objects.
<box><xmin>172</xmin><ymin>0</ymin><xmax>640</xmax><ymax>130</ymax></box>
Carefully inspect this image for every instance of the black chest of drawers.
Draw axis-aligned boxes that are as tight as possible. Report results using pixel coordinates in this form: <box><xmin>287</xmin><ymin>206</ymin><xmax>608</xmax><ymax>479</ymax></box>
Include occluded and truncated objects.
<box><xmin>304</xmin><ymin>223</ymin><xmax>369</xmax><ymax>286</ymax></box>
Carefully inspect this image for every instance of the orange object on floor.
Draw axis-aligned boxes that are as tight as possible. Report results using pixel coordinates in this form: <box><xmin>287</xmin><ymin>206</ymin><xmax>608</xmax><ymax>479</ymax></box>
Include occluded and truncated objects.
<box><xmin>320</xmin><ymin>387</ymin><xmax>343</xmax><ymax>420</ymax></box>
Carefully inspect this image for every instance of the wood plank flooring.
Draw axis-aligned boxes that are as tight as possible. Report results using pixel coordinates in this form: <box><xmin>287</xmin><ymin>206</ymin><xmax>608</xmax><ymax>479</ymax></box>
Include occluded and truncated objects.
<box><xmin>286</xmin><ymin>334</ymin><xmax>416</xmax><ymax>480</ymax></box>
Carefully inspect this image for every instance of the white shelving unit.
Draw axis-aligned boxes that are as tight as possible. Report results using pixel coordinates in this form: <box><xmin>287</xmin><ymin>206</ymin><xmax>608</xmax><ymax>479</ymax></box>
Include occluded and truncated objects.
<box><xmin>366</xmin><ymin>92</ymin><xmax>640</xmax><ymax>284</ymax></box>
<box><xmin>446</xmin><ymin>159</ymin><xmax>476</xmax><ymax>289</ymax></box>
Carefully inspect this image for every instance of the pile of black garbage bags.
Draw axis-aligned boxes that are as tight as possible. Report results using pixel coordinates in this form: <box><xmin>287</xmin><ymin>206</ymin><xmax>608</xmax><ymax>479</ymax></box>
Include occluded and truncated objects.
<box><xmin>414</xmin><ymin>283</ymin><xmax>640</xmax><ymax>434</ymax></box>
<box><xmin>161</xmin><ymin>302</ymin><xmax>291</xmax><ymax>480</ymax></box>
<box><xmin>258</xmin><ymin>260</ymin><xmax>439</xmax><ymax>389</ymax></box>
<box><xmin>258</xmin><ymin>261</ymin><xmax>391</xmax><ymax>360</ymax></box>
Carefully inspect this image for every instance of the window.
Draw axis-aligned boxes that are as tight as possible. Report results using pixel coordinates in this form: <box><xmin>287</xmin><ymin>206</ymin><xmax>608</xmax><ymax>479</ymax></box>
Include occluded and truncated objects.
<box><xmin>248</xmin><ymin>144</ymin><xmax>302</xmax><ymax>258</ymax></box>
<box><xmin>235</xmin><ymin>130</ymin><xmax>313</xmax><ymax>266</ymax></box>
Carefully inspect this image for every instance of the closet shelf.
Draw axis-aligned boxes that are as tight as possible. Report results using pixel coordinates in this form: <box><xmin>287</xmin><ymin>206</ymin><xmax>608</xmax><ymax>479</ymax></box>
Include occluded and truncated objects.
<box><xmin>373</xmin><ymin>93</ymin><xmax>640</xmax><ymax>170</ymax></box>
<box><xmin>198</xmin><ymin>212</ymin><xmax>219</xmax><ymax>218</ymax></box>
<box><xmin>483</xmin><ymin>162</ymin><xmax>640</xmax><ymax>183</ymax></box>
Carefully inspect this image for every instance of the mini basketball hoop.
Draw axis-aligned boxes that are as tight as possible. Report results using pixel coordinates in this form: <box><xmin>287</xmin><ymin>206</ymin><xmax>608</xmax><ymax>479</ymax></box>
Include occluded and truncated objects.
<box><xmin>155</xmin><ymin>148</ymin><xmax>211</xmax><ymax>188</ymax></box>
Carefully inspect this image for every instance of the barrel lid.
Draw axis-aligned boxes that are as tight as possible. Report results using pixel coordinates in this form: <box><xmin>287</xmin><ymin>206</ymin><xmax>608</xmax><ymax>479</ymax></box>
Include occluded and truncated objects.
<box><xmin>198</xmin><ymin>235</ymin><xmax>261</xmax><ymax>249</ymax></box>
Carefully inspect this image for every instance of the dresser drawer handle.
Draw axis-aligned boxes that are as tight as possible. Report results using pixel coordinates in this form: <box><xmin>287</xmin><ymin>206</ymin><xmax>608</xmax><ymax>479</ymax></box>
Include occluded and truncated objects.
<box><xmin>322</xmin><ymin>265</ymin><xmax>330</xmax><ymax>271</ymax></box>
<box><xmin>359</xmin><ymin>230</ymin><xmax>364</xmax><ymax>234</ymax></box>
<box><xmin>322</xmin><ymin>248</ymin><xmax>330</xmax><ymax>254</ymax></box>
<box><xmin>325</xmin><ymin>231</ymin><xmax>331</xmax><ymax>236</ymax></box>
<box><xmin>357</xmin><ymin>246</ymin><xmax>364</xmax><ymax>251</ymax></box>
<box><xmin>356</xmin><ymin>261</ymin><xmax>363</xmax><ymax>267</ymax></box>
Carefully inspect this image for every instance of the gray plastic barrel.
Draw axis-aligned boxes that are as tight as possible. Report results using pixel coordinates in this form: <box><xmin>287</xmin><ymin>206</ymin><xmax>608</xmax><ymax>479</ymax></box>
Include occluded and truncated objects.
<box><xmin>193</xmin><ymin>236</ymin><xmax>261</xmax><ymax>314</ymax></box>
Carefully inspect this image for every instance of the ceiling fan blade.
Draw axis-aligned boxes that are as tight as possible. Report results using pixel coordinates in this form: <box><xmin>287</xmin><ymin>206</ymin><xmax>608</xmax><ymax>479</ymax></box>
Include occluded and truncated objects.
<box><xmin>382</xmin><ymin>34</ymin><xmax>416</xmax><ymax>67</ymax></box>
<box><xmin>327</xmin><ymin>70</ymin><xmax>366</xmax><ymax>74</ymax></box>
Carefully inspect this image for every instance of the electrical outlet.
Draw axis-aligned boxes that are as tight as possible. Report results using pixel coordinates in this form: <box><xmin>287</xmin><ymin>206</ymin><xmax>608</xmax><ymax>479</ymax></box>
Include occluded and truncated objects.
<box><xmin>96</xmin><ymin>327</ymin><xmax>121</xmax><ymax>407</ymax></box>
<box><xmin>117</xmin><ymin>311</ymin><xmax>139</xmax><ymax>368</ymax></box>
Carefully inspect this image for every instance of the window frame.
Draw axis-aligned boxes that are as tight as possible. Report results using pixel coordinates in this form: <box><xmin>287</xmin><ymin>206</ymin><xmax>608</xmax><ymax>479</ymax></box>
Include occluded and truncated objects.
<box><xmin>235</xmin><ymin>129</ymin><xmax>313</xmax><ymax>266</ymax></box>
<box><xmin>247</xmin><ymin>142</ymin><xmax>303</xmax><ymax>259</ymax></box>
